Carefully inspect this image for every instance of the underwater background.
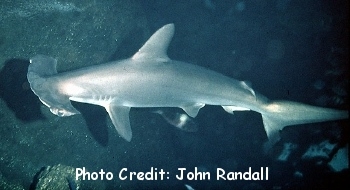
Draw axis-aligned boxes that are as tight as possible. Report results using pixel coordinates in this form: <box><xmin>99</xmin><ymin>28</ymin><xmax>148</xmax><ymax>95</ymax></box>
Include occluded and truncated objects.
<box><xmin>0</xmin><ymin>0</ymin><xmax>348</xmax><ymax>189</ymax></box>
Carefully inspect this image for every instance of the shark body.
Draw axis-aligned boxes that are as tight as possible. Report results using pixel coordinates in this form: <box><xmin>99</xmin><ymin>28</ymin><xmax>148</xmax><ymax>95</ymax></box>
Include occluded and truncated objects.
<box><xmin>27</xmin><ymin>24</ymin><xmax>348</xmax><ymax>144</ymax></box>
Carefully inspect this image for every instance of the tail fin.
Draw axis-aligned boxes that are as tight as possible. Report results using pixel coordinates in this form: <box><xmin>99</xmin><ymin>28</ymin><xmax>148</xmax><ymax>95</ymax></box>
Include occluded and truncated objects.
<box><xmin>27</xmin><ymin>55</ymin><xmax>80</xmax><ymax>116</ymax></box>
<box><xmin>261</xmin><ymin>100</ymin><xmax>348</xmax><ymax>146</ymax></box>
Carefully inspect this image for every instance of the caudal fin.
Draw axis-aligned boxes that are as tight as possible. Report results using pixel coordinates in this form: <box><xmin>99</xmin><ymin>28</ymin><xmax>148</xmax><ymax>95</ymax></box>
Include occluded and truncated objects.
<box><xmin>261</xmin><ymin>100</ymin><xmax>348</xmax><ymax>147</ymax></box>
<box><xmin>27</xmin><ymin>55</ymin><xmax>80</xmax><ymax>116</ymax></box>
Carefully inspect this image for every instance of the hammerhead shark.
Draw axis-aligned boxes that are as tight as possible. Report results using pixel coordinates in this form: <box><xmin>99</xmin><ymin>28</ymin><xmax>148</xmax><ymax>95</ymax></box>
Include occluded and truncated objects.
<box><xmin>27</xmin><ymin>23</ymin><xmax>348</xmax><ymax>145</ymax></box>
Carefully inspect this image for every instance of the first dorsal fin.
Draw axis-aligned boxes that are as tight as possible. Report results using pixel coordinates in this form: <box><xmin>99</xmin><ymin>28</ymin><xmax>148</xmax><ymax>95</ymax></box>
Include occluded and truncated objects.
<box><xmin>132</xmin><ymin>23</ymin><xmax>175</xmax><ymax>62</ymax></box>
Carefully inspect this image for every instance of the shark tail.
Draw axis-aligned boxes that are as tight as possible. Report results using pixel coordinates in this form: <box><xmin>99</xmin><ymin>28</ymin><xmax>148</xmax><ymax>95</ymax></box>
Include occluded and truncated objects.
<box><xmin>27</xmin><ymin>55</ymin><xmax>80</xmax><ymax>116</ymax></box>
<box><xmin>261</xmin><ymin>100</ymin><xmax>348</xmax><ymax>147</ymax></box>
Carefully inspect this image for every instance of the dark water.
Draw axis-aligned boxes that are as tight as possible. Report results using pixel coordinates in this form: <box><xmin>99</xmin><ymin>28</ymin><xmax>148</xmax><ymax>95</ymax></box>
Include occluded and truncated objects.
<box><xmin>0</xmin><ymin>0</ymin><xmax>348</xmax><ymax>189</ymax></box>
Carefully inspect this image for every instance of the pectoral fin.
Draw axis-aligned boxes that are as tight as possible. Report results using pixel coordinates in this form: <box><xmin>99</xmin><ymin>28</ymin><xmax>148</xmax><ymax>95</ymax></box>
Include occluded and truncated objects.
<box><xmin>105</xmin><ymin>105</ymin><xmax>132</xmax><ymax>141</ymax></box>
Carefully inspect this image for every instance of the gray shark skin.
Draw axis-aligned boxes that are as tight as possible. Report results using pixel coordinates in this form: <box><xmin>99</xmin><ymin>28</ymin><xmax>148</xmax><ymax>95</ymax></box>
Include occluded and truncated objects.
<box><xmin>27</xmin><ymin>24</ymin><xmax>348</xmax><ymax>145</ymax></box>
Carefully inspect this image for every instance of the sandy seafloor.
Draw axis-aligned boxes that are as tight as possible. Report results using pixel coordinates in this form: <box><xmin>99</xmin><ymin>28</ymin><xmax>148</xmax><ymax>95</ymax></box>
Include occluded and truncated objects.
<box><xmin>0</xmin><ymin>0</ymin><xmax>349</xmax><ymax>189</ymax></box>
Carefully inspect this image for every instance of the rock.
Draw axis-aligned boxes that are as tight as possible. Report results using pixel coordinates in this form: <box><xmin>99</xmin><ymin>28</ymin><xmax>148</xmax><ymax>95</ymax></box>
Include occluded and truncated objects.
<box><xmin>0</xmin><ymin>0</ymin><xmax>148</xmax><ymax>70</ymax></box>
<box><xmin>31</xmin><ymin>164</ymin><xmax>79</xmax><ymax>190</ymax></box>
